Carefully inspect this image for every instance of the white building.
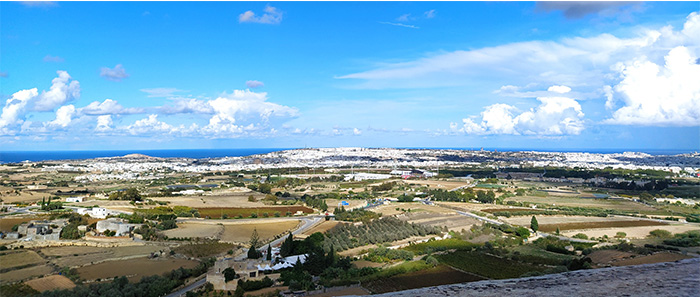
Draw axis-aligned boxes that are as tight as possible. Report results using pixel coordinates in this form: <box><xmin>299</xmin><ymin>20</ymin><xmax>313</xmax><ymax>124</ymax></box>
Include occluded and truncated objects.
<box><xmin>66</xmin><ymin>197</ymin><xmax>84</xmax><ymax>203</ymax></box>
<box><xmin>77</xmin><ymin>207</ymin><xmax>114</xmax><ymax>219</ymax></box>
<box><xmin>96</xmin><ymin>218</ymin><xmax>141</xmax><ymax>236</ymax></box>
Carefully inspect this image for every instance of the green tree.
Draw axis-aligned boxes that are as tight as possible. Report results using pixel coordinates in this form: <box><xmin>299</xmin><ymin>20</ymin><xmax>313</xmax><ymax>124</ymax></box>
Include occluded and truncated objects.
<box><xmin>530</xmin><ymin>216</ymin><xmax>539</xmax><ymax>233</ymax></box>
<box><xmin>555</xmin><ymin>226</ymin><xmax>560</xmax><ymax>235</ymax></box>
<box><xmin>266</xmin><ymin>244</ymin><xmax>272</xmax><ymax>261</ymax></box>
<box><xmin>223</xmin><ymin>267</ymin><xmax>237</xmax><ymax>282</ymax></box>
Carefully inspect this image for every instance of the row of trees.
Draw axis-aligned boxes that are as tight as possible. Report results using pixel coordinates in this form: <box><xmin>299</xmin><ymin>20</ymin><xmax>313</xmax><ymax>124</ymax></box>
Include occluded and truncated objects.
<box><xmin>333</xmin><ymin>206</ymin><xmax>380</xmax><ymax>222</ymax></box>
<box><xmin>429</xmin><ymin>189</ymin><xmax>497</xmax><ymax>203</ymax></box>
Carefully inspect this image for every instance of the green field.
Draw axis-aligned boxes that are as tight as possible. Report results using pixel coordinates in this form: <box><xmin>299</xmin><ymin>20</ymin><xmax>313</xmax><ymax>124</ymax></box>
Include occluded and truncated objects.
<box><xmin>437</xmin><ymin>250</ymin><xmax>546</xmax><ymax>279</ymax></box>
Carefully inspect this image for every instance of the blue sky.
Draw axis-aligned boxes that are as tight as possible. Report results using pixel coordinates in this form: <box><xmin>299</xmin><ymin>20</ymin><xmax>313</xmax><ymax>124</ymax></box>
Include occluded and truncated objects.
<box><xmin>1</xmin><ymin>1</ymin><xmax>699</xmax><ymax>151</ymax></box>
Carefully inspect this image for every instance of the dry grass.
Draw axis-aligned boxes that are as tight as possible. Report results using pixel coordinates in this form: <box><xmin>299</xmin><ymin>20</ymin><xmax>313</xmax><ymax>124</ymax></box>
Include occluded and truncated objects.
<box><xmin>162</xmin><ymin>222</ymin><xmax>223</xmax><ymax>239</ymax></box>
<box><xmin>25</xmin><ymin>275</ymin><xmax>76</xmax><ymax>292</ymax></box>
<box><xmin>51</xmin><ymin>245</ymin><xmax>166</xmax><ymax>268</ymax></box>
<box><xmin>197</xmin><ymin>206</ymin><xmax>313</xmax><ymax>219</ymax></box>
<box><xmin>40</xmin><ymin>246</ymin><xmax>107</xmax><ymax>257</ymax></box>
<box><xmin>151</xmin><ymin>188</ymin><xmax>268</xmax><ymax>208</ymax></box>
<box><xmin>538</xmin><ymin>220</ymin><xmax>668</xmax><ymax>233</ymax></box>
<box><xmin>372</xmin><ymin>203</ymin><xmax>453</xmax><ymax>216</ymax></box>
<box><xmin>0</xmin><ymin>265</ymin><xmax>54</xmax><ymax>284</ymax></box>
<box><xmin>561</xmin><ymin>224</ymin><xmax>700</xmax><ymax>239</ymax></box>
<box><xmin>401</xmin><ymin>180</ymin><xmax>472</xmax><ymax>191</ymax></box>
<box><xmin>300</xmin><ymin>220</ymin><xmax>341</xmax><ymax>236</ymax></box>
<box><xmin>220</xmin><ymin>220</ymin><xmax>300</xmax><ymax>243</ymax></box>
<box><xmin>76</xmin><ymin>257</ymin><xmax>199</xmax><ymax>282</ymax></box>
<box><xmin>0</xmin><ymin>216</ymin><xmax>45</xmax><ymax>232</ymax></box>
<box><xmin>504</xmin><ymin>195</ymin><xmax>659</xmax><ymax>213</ymax></box>
<box><xmin>0</xmin><ymin>250</ymin><xmax>45</xmax><ymax>270</ymax></box>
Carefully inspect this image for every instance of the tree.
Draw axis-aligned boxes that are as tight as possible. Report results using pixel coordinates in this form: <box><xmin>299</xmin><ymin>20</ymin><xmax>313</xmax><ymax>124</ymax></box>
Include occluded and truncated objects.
<box><xmin>530</xmin><ymin>216</ymin><xmax>539</xmax><ymax>233</ymax></box>
<box><xmin>266</xmin><ymin>244</ymin><xmax>272</xmax><ymax>261</ymax></box>
<box><xmin>281</xmin><ymin>232</ymin><xmax>294</xmax><ymax>257</ymax></box>
<box><xmin>248</xmin><ymin>228</ymin><xmax>262</xmax><ymax>259</ymax></box>
<box><xmin>555</xmin><ymin>226</ymin><xmax>560</xmax><ymax>235</ymax></box>
<box><xmin>223</xmin><ymin>267</ymin><xmax>237</xmax><ymax>282</ymax></box>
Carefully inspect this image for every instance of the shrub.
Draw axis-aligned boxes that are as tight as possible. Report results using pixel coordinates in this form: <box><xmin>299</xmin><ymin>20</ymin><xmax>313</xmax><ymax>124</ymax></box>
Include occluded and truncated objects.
<box><xmin>648</xmin><ymin>229</ymin><xmax>672</xmax><ymax>238</ymax></box>
<box><xmin>573</xmin><ymin>233</ymin><xmax>589</xmax><ymax>240</ymax></box>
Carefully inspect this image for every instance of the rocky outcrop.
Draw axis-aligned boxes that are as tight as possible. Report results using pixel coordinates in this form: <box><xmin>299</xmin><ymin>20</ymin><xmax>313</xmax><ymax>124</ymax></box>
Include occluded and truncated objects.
<box><xmin>353</xmin><ymin>258</ymin><xmax>700</xmax><ymax>297</ymax></box>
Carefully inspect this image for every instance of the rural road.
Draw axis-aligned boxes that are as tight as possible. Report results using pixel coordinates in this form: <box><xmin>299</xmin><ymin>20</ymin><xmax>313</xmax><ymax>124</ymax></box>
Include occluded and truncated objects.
<box><xmin>164</xmin><ymin>277</ymin><xmax>206</xmax><ymax>297</ymax></box>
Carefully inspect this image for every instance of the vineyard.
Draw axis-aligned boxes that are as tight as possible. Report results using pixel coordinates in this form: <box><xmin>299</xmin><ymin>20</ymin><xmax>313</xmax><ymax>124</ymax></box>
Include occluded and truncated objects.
<box><xmin>323</xmin><ymin>217</ymin><xmax>440</xmax><ymax>251</ymax></box>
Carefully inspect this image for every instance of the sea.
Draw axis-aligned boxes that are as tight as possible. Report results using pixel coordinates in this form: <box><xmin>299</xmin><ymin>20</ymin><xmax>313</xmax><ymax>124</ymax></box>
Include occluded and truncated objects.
<box><xmin>0</xmin><ymin>147</ymin><xmax>695</xmax><ymax>164</ymax></box>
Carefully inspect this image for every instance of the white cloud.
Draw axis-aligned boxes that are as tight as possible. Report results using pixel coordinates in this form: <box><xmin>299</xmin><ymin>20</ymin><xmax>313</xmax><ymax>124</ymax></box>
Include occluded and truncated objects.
<box><xmin>239</xmin><ymin>5</ymin><xmax>283</xmax><ymax>24</ymax></box>
<box><xmin>140</xmin><ymin>88</ymin><xmax>184</xmax><ymax>98</ymax></box>
<box><xmin>100</xmin><ymin>64</ymin><xmax>129</xmax><ymax>82</ymax></box>
<box><xmin>33</xmin><ymin>71</ymin><xmax>80</xmax><ymax>111</ymax></box>
<box><xmin>95</xmin><ymin>115</ymin><xmax>113</xmax><ymax>132</ymax></box>
<box><xmin>79</xmin><ymin>99</ymin><xmax>143</xmax><ymax>115</ymax></box>
<box><xmin>338</xmin><ymin>11</ymin><xmax>699</xmax><ymax>91</ymax></box>
<box><xmin>161</xmin><ymin>99</ymin><xmax>214</xmax><ymax>114</ymax></box>
<box><xmin>246</xmin><ymin>80</ymin><xmax>264</xmax><ymax>88</ymax></box>
<box><xmin>125</xmin><ymin>114</ymin><xmax>174</xmax><ymax>135</ymax></box>
<box><xmin>0</xmin><ymin>89</ymin><xmax>38</xmax><ymax>134</ymax></box>
<box><xmin>453</xmin><ymin>95</ymin><xmax>585</xmax><ymax>136</ymax></box>
<box><xmin>353</xmin><ymin>128</ymin><xmax>362</xmax><ymax>135</ymax></box>
<box><xmin>548</xmin><ymin>85</ymin><xmax>571</xmax><ymax>94</ymax></box>
<box><xmin>49</xmin><ymin>105</ymin><xmax>76</xmax><ymax>127</ymax></box>
<box><xmin>0</xmin><ymin>71</ymin><xmax>80</xmax><ymax>134</ymax></box>
<box><xmin>379</xmin><ymin>22</ymin><xmax>419</xmax><ymax>29</ymax></box>
<box><xmin>397</xmin><ymin>14</ymin><xmax>412</xmax><ymax>22</ymax></box>
<box><xmin>424</xmin><ymin>9</ymin><xmax>436</xmax><ymax>19</ymax></box>
<box><xmin>0</xmin><ymin>71</ymin><xmax>7</xmax><ymax>78</ymax></box>
<box><xmin>20</xmin><ymin>1</ymin><xmax>58</xmax><ymax>8</ymax></box>
<box><xmin>43</xmin><ymin>55</ymin><xmax>64</xmax><ymax>62</ymax></box>
<box><xmin>605</xmin><ymin>46</ymin><xmax>700</xmax><ymax>126</ymax></box>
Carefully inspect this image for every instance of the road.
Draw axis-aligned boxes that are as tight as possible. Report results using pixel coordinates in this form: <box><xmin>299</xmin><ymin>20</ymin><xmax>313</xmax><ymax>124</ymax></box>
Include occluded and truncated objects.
<box><xmin>165</xmin><ymin>277</ymin><xmax>206</xmax><ymax>297</ymax></box>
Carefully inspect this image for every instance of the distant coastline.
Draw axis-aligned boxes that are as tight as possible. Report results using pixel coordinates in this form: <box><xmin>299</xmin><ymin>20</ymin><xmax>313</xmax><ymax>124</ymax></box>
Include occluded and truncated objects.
<box><xmin>0</xmin><ymin>147</ymin><xmax>696</xmax><ymax>164</ymax></box>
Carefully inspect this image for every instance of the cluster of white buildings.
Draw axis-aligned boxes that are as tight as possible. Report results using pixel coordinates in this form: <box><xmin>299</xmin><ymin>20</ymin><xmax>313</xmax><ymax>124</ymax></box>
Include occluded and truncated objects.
<box><xmin>25</xmin><ymin>148</ymin><xmax>698</xmax><ymax>183</ymax></box>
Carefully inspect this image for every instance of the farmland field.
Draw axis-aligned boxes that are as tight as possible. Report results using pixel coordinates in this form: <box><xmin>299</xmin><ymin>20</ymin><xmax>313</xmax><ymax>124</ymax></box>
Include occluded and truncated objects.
<box><xmin>76</xmin><ymin>257</ymin><xmax>199</xmax><ymax>281</ymax></box>
<box><xmin>162</xmin><ymin>222</ymin><xmax>223</xmax><ymax>239</ymax></box>
<box><xmin>25</xmin><ymin>275</ymin><xmax>76</xmax><ymax>292</ymax></box>
<box><xmin>196</xmin><ymin>206</ymin><xmax>313</xmax><ymax>219</ymax></box>
<box><xmin>0</xmin><ymin>250</ymin><xmax>45</xmax><ymax>270</ymax></box>
<box><xmin>437</xmin><ymin>250</ymin><xmax>545</xmax><ymax>279</ymax></box>
<box><xmin>400</xmin><ymin>180</ymin><xmax>472</xmax><ymax>191</ymax></box>
<box><xmin>538</xmin><ymin>220</ymin><xmax>668</xmax><ymax>232</ymax></box>
<box><xmin>219</xmin><ymin>220</ymin><xmax>300</xmax><ymax>243</ymax></box>
<box><xmin>0</xmin><ymin>265</ymin><xmax>54</xmax><ymax>284</ymax></box>
<box><xmin>0</xmin><ymin>216</ymin><xmax>45</xmax><ymax>232</ymax></box>
<box><xmin>482</xmin><ymin>208</ymin><xmax>546</xmax><ymax>214</ymax></box>
<box><xmin>504</xmin><ymin>195</ymin><xmax>661</xmax><ymax>214</ymax></box>
<box><xmin>365</xmin><ymin>265</ymin><xmax>485</xmax><ymax>294</ymax></box>
<box><xmin>561</xmin><ymin>224</ymin><xmax>700</xmax><ymax>239</ymax></box>
<box><xmin>50</xmin><ymin>245</ymin><xmax>166</xmax><ymax>268</ymax></box>
<box><xmin>300</xmin><ymin>220</ymin><xmax>341</xmax><ymax>236</ymax></box>
<box><xmin>611</xmin><ymin>252</ymin><xmax>693</xmax><ymax>266</ymax></box>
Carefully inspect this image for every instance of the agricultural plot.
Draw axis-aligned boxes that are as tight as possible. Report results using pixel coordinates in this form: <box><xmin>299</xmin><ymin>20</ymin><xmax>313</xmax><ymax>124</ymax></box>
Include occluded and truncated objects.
<box><xmin>538</xmin><ymin>220</ymin><xmax>668</xmax><ymax>233</ymax></box>
<box><xmin>0</xmin><ymin>250</ymin><xmax>45</xmax><ymax>270</ymax></box>
<box><xmin>76</xmin><ymin>257</ymin><xmax>199</xmax><ymax>282</ymax></box>
<box><xmin>51</xmin><ymin>245</ymin><xmax>166</xmax><ymax>268</ymax></box>
<box><xmin>0</xmin><ymin>264</ymin><xmax>54</xmax><ymax>284</ymax></box>
<box><xmin>219</xmin><ymin>220</ymin><xmax>300</xmax><ymax>243</ymax></box>
<box><xmin>365</xmin><ymin>265</ymin><xmax>485</xmax><ymax>294</ymax></box>
<box><xmin>437</xmin><ymin>250</ymin><xmax>546</xmax><ymax>279</ymax></box>
<box><xmin>300</xmin><ymin>220</ymin><xmax>341</xmax><ymax>236</ymax></box>
<box><xmin>504</xmin><ymin>195</ymin><xmax>660</xmax><ymax>214</ymax></box>
<box><xmin>25</xmin><ymin>275</ymin><xmax>76</xmax><ymax>292</ymax></box>
<box><xmin>398</xmin><ymin>212</ymin><xmax>480</xmax><ymax>232</ymax></box>
<box><xmin>40</xmin><ymin>246</ymin><xmax>109</xmax><ymax>257</ymax></box>
<box><xmin>0</xmin><ymin>216</ymin><xmax>45</xmax><ymax>232</ymax></box>
<box><xmin>162</xmin><ymin>222</ymin><xmax>223</xmax><ymax>239</ymax></box>
<box><xmin>400</xmin><ymin>180</ymin><xmax>472</xmax><ymax>191</ymax></box>
<box><xmin>372</xmin><ymin>203</ymin><xmax>453</xmax><ymax>216</ymax></box>
<box><xmin>561</xmin><ymin>224</ymin><xmax>700</xmax><ymax>239</ymax></box>
<box><xmin>482</xmin><ymin>207</ymin><xmax>547</xmax><ymax>214</ymax></box>
<box><xmin>196</xmin><ymin>206</ymin><xmax>313</xmax><ymax>219</ymax></box>
<box><xmin>611</xmin><ymin>252</ymin><xmax>693</xmax><ymax>266</ymax></box>
<box><xmin>151</xmin><ymin>189</ymin><xmax>268</xmax><ymax>208</ymax></box>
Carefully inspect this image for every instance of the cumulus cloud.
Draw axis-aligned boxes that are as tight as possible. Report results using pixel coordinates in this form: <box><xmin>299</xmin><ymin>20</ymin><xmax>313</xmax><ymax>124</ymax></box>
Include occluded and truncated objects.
<box><xmin>49</xmin><ymin>105</ymin><xmax>76</xmax><ymax>127</ymax></box>
<box><xmin>125</xmin><ymin>114</ymin><xmax>174</xmax><ymax>135</ymax></box>
<box><xmin>548</xmin><ymin>85</ymin><xmax>572</xmax><ymax>94</ymax></box>
<box><xmin>33</xmin><ymin>71</ymin><xmax>80</xmax><ymax>111</ymax></box>
<box><xmin>43</xmin><ymin>55</ymin><xmax>64</xmax><ymax>62</ymax></box>
<box><xmin>100</xmin><ymin>64</ymin><xmax>129</xmax><ymax>82</ymax></box>
<box><xmin>79</xmin><ymin>99</ymin><xmax>143</xmax><ymax>115</ymax></box>
<box><xmin>246</xmin><ymin>80</ymin><xmax>264</xmax><ymax>88</ymax></box>
<box><xmin>140</xmin><ymin>88</ymin><xmax>184</xmax><ymax>98</ymax></box>
<box><xmin>239</xmin><ymin>5</ymin><xmax>283</xmax><ymax>24</ymax></box>
<box><xmin>0</xmin><ymin>71</ymin><xmax>80</xmax><ymax>134</ymax></box>
<box><xmin>605</xmin><ymin>46</ymin><xmax>700</xmax><ymax>126</ymax></box>
<box><xmin>453</xmin><ymin>91</ymin><xmax>585</xmax><ymax>136</ymax></box>
<box><xmin>95</xmin><ymin>115</ymin><xmax>113</xmax><ymax>132</ymax></box>
<box><xmin>535</xmin><ymin>1</ymin><xmax>639</xmax><ymax>19</ymax></box>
